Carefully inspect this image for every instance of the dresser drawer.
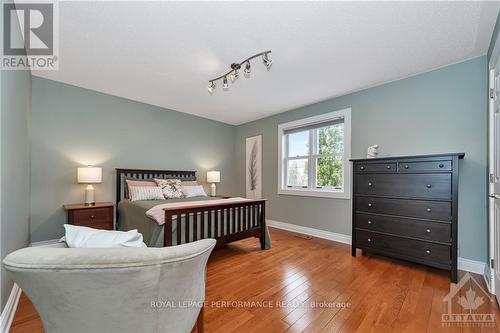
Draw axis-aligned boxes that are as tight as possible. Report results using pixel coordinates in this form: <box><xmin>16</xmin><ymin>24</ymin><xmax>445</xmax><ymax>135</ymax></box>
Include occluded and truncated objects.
<box><xmin>355</xmin><ymin>229</ymin><xmax>450</xmax><ymax>265</ymax></box>
<box><xmin>356</xmin><ymin>196</ymin><xmax>452</xmax><ymax>221</ymax></box>
<box><xmin>356</xmin><ymin>213</ymin><xmax>451</xmax><ymax>243</ymax></box>
<box><xmin>356</xmin><ymin>173</ymin><xmax>451</xmax><ymax>200</ymax></box>
<box><xmin>71</xmin><ymin>207</ymin><xmax>113</xmax><ymax>228</ymax></box>
<box><xmin>398</xmin><ymin>160</ymin><xmax>452</xmax><ymax>172</ymax></box>
<box><xmin>356</xmin><ymin>162</ymin><xmax>397</xmax><ymax>173</ymax></box>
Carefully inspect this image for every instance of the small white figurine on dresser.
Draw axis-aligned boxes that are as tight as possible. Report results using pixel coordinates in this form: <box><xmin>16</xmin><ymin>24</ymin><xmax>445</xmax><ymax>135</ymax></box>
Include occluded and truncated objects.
<box><xmin>367</xmin><ymin>144</ymin><xmax>379</xmax><ymax>158</ymax></box>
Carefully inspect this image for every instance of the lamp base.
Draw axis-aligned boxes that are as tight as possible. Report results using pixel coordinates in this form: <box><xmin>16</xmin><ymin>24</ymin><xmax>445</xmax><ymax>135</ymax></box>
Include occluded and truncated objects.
<box><xmin>210</xmin><ymin>183</ymin><xmax>217</xmax><ymax>197</ymax></box>
<box><xmin>85</xmin><ymin>185</ymin><xmax>95</xmax><ymax>205</ymax></box>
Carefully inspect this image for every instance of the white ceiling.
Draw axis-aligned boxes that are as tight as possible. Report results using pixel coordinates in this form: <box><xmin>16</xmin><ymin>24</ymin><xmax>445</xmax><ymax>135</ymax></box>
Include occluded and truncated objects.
<box><xmin>33</xmin><ymin>1</ymin><xmax>499</xmax><ymax>125</ymax></box>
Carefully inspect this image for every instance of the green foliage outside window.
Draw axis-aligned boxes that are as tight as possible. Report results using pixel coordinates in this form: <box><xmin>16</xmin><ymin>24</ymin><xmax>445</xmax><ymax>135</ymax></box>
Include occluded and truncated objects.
<box><xmin>316</xmin><ymin>124</ymin><xmax>344</xmax><ymax>188</ymax></box>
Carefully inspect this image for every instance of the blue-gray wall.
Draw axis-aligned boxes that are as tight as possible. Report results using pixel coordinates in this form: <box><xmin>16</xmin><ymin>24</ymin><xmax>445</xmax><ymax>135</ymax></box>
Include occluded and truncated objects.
<box><xmin>236</xmin><ymin>56</ymin><xmax>488</xmax><ymax>262</ymax></box>
<box><xmin>0</xmin><ymin>13</ymin><xmax>32</xmax><ymax>310</ymax></box>
<box><xmin>30</xmin><ymin>77</ymin><xmax>236</xmax><ymax>242</ymax></box>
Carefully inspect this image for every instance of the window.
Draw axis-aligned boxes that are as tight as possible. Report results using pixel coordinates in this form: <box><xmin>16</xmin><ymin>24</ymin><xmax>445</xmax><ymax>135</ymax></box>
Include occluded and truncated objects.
<box><xmin>278</xmin><ymin>108</ymin><xmax>351</xmax><ymax>199</ymax></box>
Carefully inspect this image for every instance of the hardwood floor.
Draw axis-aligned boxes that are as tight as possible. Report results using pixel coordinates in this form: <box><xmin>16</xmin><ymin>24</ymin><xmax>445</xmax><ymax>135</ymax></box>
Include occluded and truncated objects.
<box><xmin>10</xmin><ymin>228</ymin><xmax>500</xmax><ymax>332</ymax></box>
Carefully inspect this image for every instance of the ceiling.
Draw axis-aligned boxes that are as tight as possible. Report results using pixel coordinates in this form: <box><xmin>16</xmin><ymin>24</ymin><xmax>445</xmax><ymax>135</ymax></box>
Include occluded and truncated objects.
<box><xmin>32</xmin><ymin>1</ymin><xmax>499</xmax><ymax>125</ymax></box>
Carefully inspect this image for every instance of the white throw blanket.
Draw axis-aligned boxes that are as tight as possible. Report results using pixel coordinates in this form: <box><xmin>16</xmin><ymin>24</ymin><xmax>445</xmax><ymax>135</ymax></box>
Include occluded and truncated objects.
<box><xmin>146</xmin><ymin>197</ymin><xmax>252</xmax><ymax>225</ymax></box>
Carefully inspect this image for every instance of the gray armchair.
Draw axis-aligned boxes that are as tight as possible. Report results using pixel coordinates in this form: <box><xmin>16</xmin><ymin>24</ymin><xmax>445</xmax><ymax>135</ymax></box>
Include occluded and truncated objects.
<box><xmin>3</xmin><ymin>238</ymin><xmax>216</xmax><ymax>333</ymax></box>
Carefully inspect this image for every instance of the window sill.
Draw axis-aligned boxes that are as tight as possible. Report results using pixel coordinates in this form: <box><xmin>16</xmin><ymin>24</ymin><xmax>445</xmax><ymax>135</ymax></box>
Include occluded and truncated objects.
<box><xmin>278</xmin><ymin>188</ymin><xmax>350</xmax><ymax>199</ymax></box>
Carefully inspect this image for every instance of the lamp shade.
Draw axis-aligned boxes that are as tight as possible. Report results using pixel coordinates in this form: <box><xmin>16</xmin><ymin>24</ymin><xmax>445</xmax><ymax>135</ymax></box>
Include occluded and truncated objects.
<box><xmin>77</xmin><ymin>167</ymin><xmax>102</xmax><ymax>184</ymax></box>
<box><xmin>206</xmin><ymin>171</ymin><xmax>220</xmax><ymax>183</ymax></box>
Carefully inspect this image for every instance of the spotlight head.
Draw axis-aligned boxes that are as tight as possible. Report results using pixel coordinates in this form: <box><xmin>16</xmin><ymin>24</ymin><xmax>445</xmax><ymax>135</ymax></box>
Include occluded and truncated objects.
<box><xmin>207</xmin><ymin>81</ymin><xmax>216</xmax><ymax>94</ymax></box>
<box><xmin>262</xmin><ymin>53</ymin><xmax>272</xmax><ymax>71</ymax></box>
<box><xmin>244</xmin><ymin>61</ymin><xmax>251</xmax><ymax>78</ymax></box>
<box><xmin>223</xmin><ymin>76</ymin><xmax>229</xmax><ymax>90</ymax></box>
<box><xmin>230</xmin><ymin>69</ymin><xmax>239</xmax><ymax>82</ymax></box>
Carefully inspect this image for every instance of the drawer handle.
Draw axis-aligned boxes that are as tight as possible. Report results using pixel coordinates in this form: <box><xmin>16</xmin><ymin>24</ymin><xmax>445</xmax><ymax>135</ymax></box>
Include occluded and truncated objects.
<box><xmin>426</xmin><ymin>249</ymin><xmax>431</xmax><ymax>254</ymax></box>
<box><xmin>367</xmin><ymin>238</ymin><xmax>372</xmax><ymax>243</ymax></box>
<box><xmin>368</xmin><ymin>182</ymin><xmax>373</xmax><ymax>187</ymax></box>
<box><xmin>368</xmin><ymin>203</ymin><xmax>373</xmax><ymax>207</ymax></box>
<box><xmin>426</xmin><ymin>208</ymin><xmax>432</xmax><ymax>213</ymax></box>
<box><xmin>360</xmin><ymin>166</ymin><xmax>365</xmax><ymax>170</ymax></box>
<box><xmin>439</xmin><ymin>164</ymin><xmax>444</xmax><ymax>168</ymax></box>
<box><xmin>386</xmin><ymin>165</ymin><xmax>391</xmax><ymax>169</ymax></box>
<box><xmin>426</xmin><ymin>228</ymin><xmax>431</xmax><ymax>233</ymax></box>
<box><xmin>367</xmin><ymin>220</ymin><xmax>372</xmax><ymax>225</ymax></box>
<box><xmin>404</xmin><ymin>165</ymin><xmax>409</xmax><ymax>169</ymax></box>
<box><xmin>90</xmin><ymin>215</ymin><xmax>95</xmax><ymax>219</ymax></box>
<box><xmin>426</xmin><ymin>184</ymin><xmax>432</xmax><ymax>189</ymax></box>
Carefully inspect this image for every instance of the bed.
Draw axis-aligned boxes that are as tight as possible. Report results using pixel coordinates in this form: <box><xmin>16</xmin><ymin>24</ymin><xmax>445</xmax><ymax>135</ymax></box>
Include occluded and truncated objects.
<box><xmin>115</xmin><ymin>168</ymin><xmax>269</xmax><ymax>249</ymax></box>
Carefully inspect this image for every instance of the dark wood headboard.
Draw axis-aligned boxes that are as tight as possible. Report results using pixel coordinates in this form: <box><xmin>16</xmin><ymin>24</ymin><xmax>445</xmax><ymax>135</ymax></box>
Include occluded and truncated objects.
<box><xmin>115</xmin><ymin>168</ymin><xmax>196</xmax><ymax>203</ymax></box>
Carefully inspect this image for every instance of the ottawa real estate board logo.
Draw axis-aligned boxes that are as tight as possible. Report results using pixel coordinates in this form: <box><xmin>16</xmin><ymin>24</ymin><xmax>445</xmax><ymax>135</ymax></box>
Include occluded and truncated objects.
<box><xmin>442</xmin><ymin>272</ymin><xmax>495</xmax><ymax>327</ymax></box>
<box><xmin>2</xmin><ymin>1</ymin><xmax>58</xmax><ymax>70</ymax></box>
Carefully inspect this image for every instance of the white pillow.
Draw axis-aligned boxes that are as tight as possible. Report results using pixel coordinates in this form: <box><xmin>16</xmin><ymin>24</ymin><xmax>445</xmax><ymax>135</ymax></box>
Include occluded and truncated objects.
<box><xmin>62</xmin><ymin>224</ymin><xmax>147</xmax><ymax>248</ymax></box>
<box><xmin>182</xmin><ymin>185</ymin><xmax>207</xmax><ymax>198</ymax></box>
<box><xmin>129</xmin><ymin>186</ymin><xmax>164</xmax><ymax>202</ymax></box>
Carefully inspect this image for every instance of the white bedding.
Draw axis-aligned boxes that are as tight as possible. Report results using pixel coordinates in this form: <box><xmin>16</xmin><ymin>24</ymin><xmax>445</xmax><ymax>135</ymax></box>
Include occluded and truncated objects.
<box><xmin>145</xmin><ymin>197</ymin><xmax>251</xmax><ymax>225</ymax></box>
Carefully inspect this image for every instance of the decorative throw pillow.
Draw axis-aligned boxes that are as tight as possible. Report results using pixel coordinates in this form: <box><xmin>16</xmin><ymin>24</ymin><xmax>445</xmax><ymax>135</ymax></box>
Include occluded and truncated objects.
<box><xmin>128</xmin><ymin>186</ymin><xmax>165</xmax><ymax>202</ymax></box>
<box><xmin>62</xmin><ymin>224</ymin><xmax>147</xmax><ymax>248</ymax></box>
<box><xmin>154</xmin><ymin>178</ymin><xmax>183</xmax><ymax>199</ymax></box>
<box><xmin>124</xmin><ymin>178</ymin><xmax>157</xmax><ymax>198</ymax></box>
<box><xmin>182</xmin><ymin>185</ymin><xmax>207</xmax><ymax>198</ymax></box>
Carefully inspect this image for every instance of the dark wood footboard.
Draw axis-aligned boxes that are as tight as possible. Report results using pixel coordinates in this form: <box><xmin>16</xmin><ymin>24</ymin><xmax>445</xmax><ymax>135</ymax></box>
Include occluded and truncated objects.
<box><xmin>163</xmin><ymin>200</ymin><xmax>266</xmax><ymax>249</ymax></box>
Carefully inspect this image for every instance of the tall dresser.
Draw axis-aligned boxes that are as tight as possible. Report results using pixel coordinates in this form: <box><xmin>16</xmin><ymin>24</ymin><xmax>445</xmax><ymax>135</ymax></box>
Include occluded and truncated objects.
<box><xmin>350</xmin><ymin>153</ymin><xmax>464</xmax><ymax>282</ymax></box>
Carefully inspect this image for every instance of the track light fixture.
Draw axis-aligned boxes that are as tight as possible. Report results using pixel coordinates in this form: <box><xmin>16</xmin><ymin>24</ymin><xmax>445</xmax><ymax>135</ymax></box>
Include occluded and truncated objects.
<box><xmin>207</xmin><ymin>50</ymin><xmax>272</xmax><ymax>93</ymax></box>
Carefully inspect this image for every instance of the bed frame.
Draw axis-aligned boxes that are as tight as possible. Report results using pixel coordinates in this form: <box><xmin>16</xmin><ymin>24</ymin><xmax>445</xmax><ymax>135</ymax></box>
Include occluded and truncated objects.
<box><xmin>116</xmin><ymin>168</ymin><xmax>267</xmax><ymax>249</ymax></box>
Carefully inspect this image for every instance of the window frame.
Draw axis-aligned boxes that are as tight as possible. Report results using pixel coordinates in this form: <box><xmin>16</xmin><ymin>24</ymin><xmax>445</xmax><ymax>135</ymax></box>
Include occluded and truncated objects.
<box><xmin>277</xmin><ymin>108</ymin><xmax>351</xmax><ymax>199</ymax></box>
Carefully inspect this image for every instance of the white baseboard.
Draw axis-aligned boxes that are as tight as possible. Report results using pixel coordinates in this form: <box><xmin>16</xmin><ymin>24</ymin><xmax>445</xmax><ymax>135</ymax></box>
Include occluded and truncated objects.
<box><xmin>0</xmin><ymin>283</ymin><xmax>21</xmax><ymax>333</ymax></box>
<box><xmin>267</xmin><ymin>219</ymin><xmax>487</xmax><ymax>276</ymax></box>
<box><xmin>267</xmin><ymin>219</ymin><xmax>351</xmax><ymax>245</ymax></box>
<box><xmin>457</xmin><ymin>257</ymin><xmax>486</xmax><ymax>275</ymax></box>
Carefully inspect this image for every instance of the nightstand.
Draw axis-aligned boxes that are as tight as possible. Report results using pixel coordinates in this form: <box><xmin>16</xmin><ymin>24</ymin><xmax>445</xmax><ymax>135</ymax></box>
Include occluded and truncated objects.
<box><xmin>63</xmin><ymin>202</ymin><xmax>114</xmax><ymax>230</ymax></box>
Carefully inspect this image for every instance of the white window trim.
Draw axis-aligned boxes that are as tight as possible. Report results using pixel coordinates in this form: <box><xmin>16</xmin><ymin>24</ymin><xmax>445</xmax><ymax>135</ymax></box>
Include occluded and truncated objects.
<box><xmin>277</xmin><ymin>108</ymin><xmax>351</xmax><ymax>199</ymax></box>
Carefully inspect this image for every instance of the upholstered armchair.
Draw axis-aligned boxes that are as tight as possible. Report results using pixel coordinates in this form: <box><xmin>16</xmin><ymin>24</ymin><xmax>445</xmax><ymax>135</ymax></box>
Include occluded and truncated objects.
<box><xmin>3</xmin><ymin>238</ymin><xmax>216</xmax><ymax>333</ymax></box>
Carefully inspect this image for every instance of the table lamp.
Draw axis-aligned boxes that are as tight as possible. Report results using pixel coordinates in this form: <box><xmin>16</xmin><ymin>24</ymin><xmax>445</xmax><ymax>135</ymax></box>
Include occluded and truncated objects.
<box><xmin>206</xmin><ymin>171</ymin><xmax>220</xmax><ymax>197</ymax></box>
<box><xmin>77</xmin><ymin>166</ymin><xmax>102</xmax><ymax>205</ymax></box>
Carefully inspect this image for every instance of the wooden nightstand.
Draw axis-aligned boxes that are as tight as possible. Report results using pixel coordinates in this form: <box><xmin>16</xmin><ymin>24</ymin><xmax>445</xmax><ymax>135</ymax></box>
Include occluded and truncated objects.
<box><xmin>63</xmin><ymin>202</ymin><xmax>114</xmax><ymax>230</ymax></box>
